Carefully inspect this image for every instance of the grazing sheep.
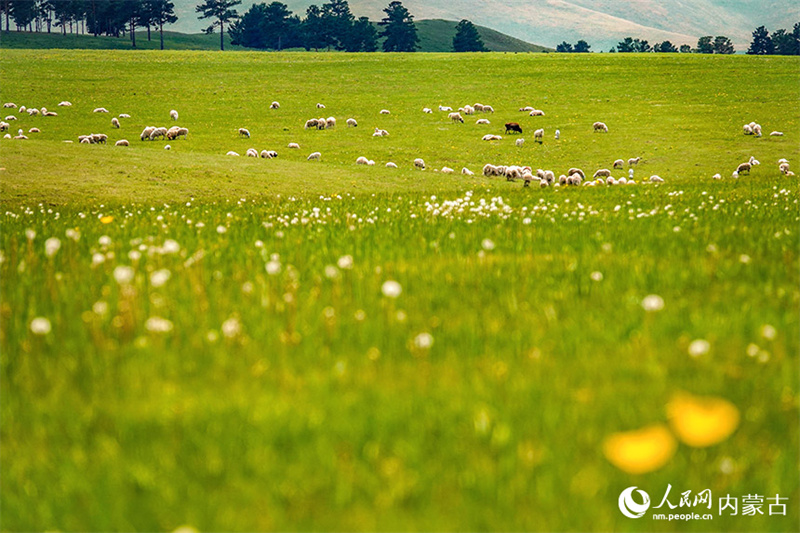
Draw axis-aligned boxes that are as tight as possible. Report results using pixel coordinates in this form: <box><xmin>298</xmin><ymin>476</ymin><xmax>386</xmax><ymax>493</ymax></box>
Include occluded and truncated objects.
<box><xmin>91</xmin><ymin>133</ymin><xmax>108</xmax><ymax>144</ymax></box>
<box><xmin>356</xmin><ymin>156</ymin><xmax>370</xmax><ymax>165</ymax></box>
<box><xmin>3</xmin><ymin>103</ymin><xmax>16</xmax><ymax>108</ymax></box>
<box><xmin>649</xmin><ymin>175</ymin><xmax>665</xmax><ymax>183</ymax></box>
<box><xmin>170</xmin><ymin>109</ymin><xmax>178</xmax><ymax>121</ymax></box>
<box><xmin>304</xmin><ymin>118</ymin><xmax>319</xmax><ymax>129</ymax></box>
<box><xmin>93</xmin><ymin>107</ymin><xmax>109</xmax><ymax>113</ymax></box>
<box><xmin>270</xmin><ymin>101</ymin><xmax>280</xmax><ymax>109</ymax></box>
<box><xmin>441</xmin><ymin>167</ymin><xmax>454</xmax><ymax>174</ymax></box>
<box><xmin>140</xmin><ymin>126</ymin><xmax>156</xmax><ymax>141</ymax></box>
<box><xmin>366</xmin><ymin>160</ymin><xmax>375</xmax><ymax>166</ymax></box>
<box><xmin>79</xmin><ymin>137</ymin><xmax>90</xmax><ymax>144</ymax></box>
<box><xmin>770</xmin><ymin>131</ymin><xmax>783</xmax><ymax>136</ymax></box>
<box><xmin>732</xmin><ymin>170</ymin><xmax>739</xmax><ymax>178</ymax></box>
<box><xmin>414</xmin><ymin>158</ymin><xmax>425</xmax><ymax>169</ymax></box>
<box><xmin>307</xmin><ymin>152</ymin><xmax>321</xmax><ymax>160</ymax></box>
<box><xmin>476</xmin><ymin>118</ymin><xmax>490</xmax><ymax>125</ymax></box>
<box><xmin>613</xmin><ymin>159</ymin><xmax>624</xmax><ymax>169</ymax></box>
<box><xmin>539</xmin><ymin>179</ymin><xmax>549</xmax><ymax>188</ymax></box>
<box><xmin>288</xmin><ymin>142</ymin><xmax>300</xmax><ymax>149</ymax></box>
<box><xmin>516</xmin><ymin>138</ymin><xmax>525</xmax><ymax>147</ymax></box>
<box><xmin>0</xmin><ymin>122</ymin><xmax>7</xmax><ymax>131</ymax></box>
<box><xmin>462</xmin><ymin>167</ymin><xmax>474</xmax><ymax>176</ymax></box>
<box><xmin>386</xmin><ymin>162</ymin><xmax>398</xmax><ymax>168</ymax></box>
<box><xmin>743</xmin><ymin>124</ymin><xmax>754</xmax><ymax>135</ymax></box>
<box><xmin>505</xmin><ymin>122</ymin><xmax>522</xmax><ymax>134</ymax></box>
<box><xmin>628</xmin><ymin>157</ymin><xmax>642</xmax><ymax>166</ymax></box>
<box><xmin>463</xmin><ymin>105</ymin><xmax>476</xmax><ymax>115</ymax></box>
<box><xmin>606</xmin><ymin>176</ymin><xmax>617</xmax><ymax>185</ymax></box>
<box><xmin>5</xmin><ymin>115</ymin><xmax>16</xmax><ymax>121</ymax></box>
<box><xmin>261</xmin><ymin>150</ymin><xmax>278</xmax><ymax>159</ymax></box>
<box><xmin>28</xmin><ymin>108</ymin><xmax>40</xmax><ymax>116</ymax></box>
<box><xmin>529</xmin><ymin>109</ymin><xmax>545</xmax><ymax>116</ymax></box>
<box><xmin>543</xmin><ymin>170</ymin><xmax>555</xmax><ymax>183</ymax></box>
<box><xmin>176</xmin><ymin>127</ymin><xmax>189</xmax><ymax>139</ymax></box>
<box><xmin>593</xmin><ymin>169</ymin><xmax>612</xmax><ymax>178</ymax></box>
<box><xmin>504</xmin><ymin>166</ymin><xmax>522</xmax><ymax>181</ymax></box>
<box><xmin>423</xmin><ymin>107</ymin><xmax>433</xmax><ymax>114</ymax></box>
<box><xmin>227</xmin><ymin>151</ymin><xmax>240</xmax><ymax>156</ymax></box>
<box><xmin>779</xmin><ymin>162</ymin><xmax>790</xmax><ymax>174</ymax></box>
<box><xmin>246</xmin><ymin>148</ymin><xmax>259</xmax><ymax>157</ymax></box>
<box><xmin>19</xmin><ymin>106</ymin><xmax>25</xmax><ymax>113</ymax></box>
<box><xmin>778</xmin><ymin>158</ymin><xmax>789</xmax><ymax>164</ymax></box>
<box><xmin>346</xmin><ymin>118</ymin><xmax>358</xmax><ymax>127</ymax></box>
<box><xmin>28</xmin><ymin>127</ymin><xmax>40</xmax><ymax>133</ymax></box>
<box><xmin>555</xmin><ymin>129</ymin><xmax>560</xmax><ymax>140</ymax></box>
<box><xmin>42</xmin><ymin>110</ymin><xmax>58</xmax><ymax>117</ymax></box>
<box><xmin>753</xmin><ymin>124</ymin><xmax>762</xmax><ymax>137</ymax></box>
<box><xmin>111</xmin><ymin>117</ymin><xmax>120</xmax><ymax>128</ymax></box>
<box><xmin>712</xmin><ymin>173</ymin><xmax>721</xmax><ymax>180</ymax></box>
<box><xmin>373</xmin><ymin>128</ymin><xmax>389</xmax><ymax>137</ymax></box>
<box><xmin>239</xmin><ymin>128</ymin><xmax>251</xmax><ymax>138</ymax></box>
<box><xmin>749</xmin><ymin>156</ymin><xmax>760</xmax><ymax>166</ymax></box>
<box><xmin>593</xmin><ymin>121</ymin><xmax>608</xmax><ymax>132</ymax></box>
<box><xmin>115</xmin><ymin>139</ymin><xmax>129</xmax><ymax>146</ymax></box>
<box><xmin>438</xmin><ymin>105</ymin><xmax>452</xmax><ymax>111</ymax></box>
<box><xmin>736</xmin><ymin>162</ymin><xmax>751</xmax><ymax>174</ymax></box>
<box><xmin>519</xmin><ymin>106</ymin><xmax>534</xmax><ymax>112</ymax></box>
<box><xmin>380</xmin><ymin>109</ymin><xmax>390</xmax><ymax>115</ymax></box>
<box><xmin>119</xmin><ymin>113</ymin><xmax>131</xmax><ymax>118</ymax></box>
<box><xmin>58</xmin><ymin>101</ymin><xmax>72</xmax><ymax>107</ymax></box>
<box><xmin>325</xmin><ymin>117</ymin><xmax>336</xmax><ymax>128</ymax></box>
<box><xmin>785</xmin><ymin>170</ymin><xmax>796</xmax><ymax>177</ymax></box>
<box><xmin>533</xmin><ymin>128</ymin><xmax>544</xmax><ymax>143</ymax></box>
<box><xmin>482</xmin><ymin>105</ymin><xmax>494</xmax><ymax>113</ymax></box>
<box><xmin>568</xmin><ymin>168</ymin><xmax>585</xmax><ymax>179</ymax></box>
<box><xmin>568</xmin><ymin>174</ymin><xmax>583</xmax><ymax>186</ymax></box>
<box><xmin>449</xmin><ymin>112</ymin><xmax>465</xmax><ymax>123</ymax></box>
<box><xmin>14</xmin><ymin>131</ymin><xmax>28</xmax><ymax>140</ymax></box>
<box><xmin>164</xmin><ymin>144</ymin><xmax>171</xmax><ymax>150</ymax></box>
<box><xmin>482</xmin><ymin>134</ymin><xmax>502</xmax><ymax>141</ymax></box>
<box><xmin>316</xmin><ymin>103</ymin><xmax>326</xmax><ymax>109</ymax></box>
<box><xmin>316</xmin><ymin>118</ymin><xmax>327</xmax><ymax>130</ymax></box>
<box><xmin>149</xmin><ymin>127</ymin><xmax>167</xmax><ymax>141</ymax></box>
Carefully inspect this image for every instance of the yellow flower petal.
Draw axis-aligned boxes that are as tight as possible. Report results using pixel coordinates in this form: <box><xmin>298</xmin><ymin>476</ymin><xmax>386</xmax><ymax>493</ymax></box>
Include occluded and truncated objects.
<box><xmin>667</xmin><ymin>393</ymin><xmax>740</xmax><ymax>447</ymax></box>
<box><xmin>603</xmin><ymin>424</ymin><xmax>677</xmax><ymax>474</ymax></box>
<box><xmin>100</xmin><ymin>216</ymin><xmax>114</xmax><ymax>224</ymax></box>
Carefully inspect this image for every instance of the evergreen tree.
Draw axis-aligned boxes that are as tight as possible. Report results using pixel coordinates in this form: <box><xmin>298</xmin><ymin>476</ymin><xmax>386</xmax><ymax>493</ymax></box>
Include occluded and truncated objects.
<box><xmin>229</xmin><ymin>2</ymin><xmax>298</xmax><ymax>50</ymax></box>
<box><xmin>632</xmin><ymin>38</ymin><xmax>650</xmax><ymax>52</ymax></box>
<box><xmin>555</xmin><ymin>41</ymin><xmax>573</xmax><ymax>53</ymax></box>
<box><xmin>146</xmin><ymin>0</ymin><xmax>177</xmax><ymax>50</ymax></box>
<box><xmin>321</xmin><ymin>0</ymin><xmax>353</xmax><ymax>51</ymax></box>
<box><xmin>695</xmin><ymin>35</ymin><xmax>713</xmax><ymax>53</ymax></box>
<box><xmin>771</xmin><ymin>27</ymin><xmax>799</xmax><ymax>55</ymax></box>
<box><xmin>679</xmin><ymin>44</ymin><xmax>691</xmax><ymax>53</ymax></box>
<box><xmin>616</xmin><ymin>37</ymin><xmax>634</xmax><ymax>53</ymax></box>
<box><xmin>747</xmin><ymin>26</ymin><xmax>773</xmax><ymax>55</ymax></box>
<box><xmin>713</xmin><ymin>35</ymin><xmax>734</xmax><ymax>54</ymax></box>
<box><xmin>654</xmin><ymin>40</ymin><xmax>677</xmax><ymax>53</ymax></box>
<box><xmin>8</xmin><ymin>0</ymin><xmax>36</xmax><ymax>31</ymax></box>
<box><xmin>378</xmin><ymin>1</ymin><xmax>417</xmax><ymax>52</ymax></box>
<box><xmin>452</xmin><ymin>19</ymin><xmax>486</xmax><ymax>52</ymax></box>
<box><xmin>573</xmin><ymin>39</ymin><xmax>590</xmax><ymax>53</ymax></box>
<box><xmin>301</xmin><ymin>4</ymin><xmax>329</xmax><ymax>50</ymax></box>
<box><xmin>196</xmin><ymin>0</ymin><xmax>241</xmax><ymax>50</ymax></box>
<box><xmin>347</xmin><ymin>15</ymin><xmax>377</xmax><ymax>52</ymax></box>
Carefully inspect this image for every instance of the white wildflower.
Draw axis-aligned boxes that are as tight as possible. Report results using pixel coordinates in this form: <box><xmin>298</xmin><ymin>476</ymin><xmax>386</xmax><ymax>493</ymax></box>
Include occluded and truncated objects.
<box><xmin>760</xmin><ymin>324</ymin><xmax>776</xmax><ymax>340</ymax></box>
<box><xmin>221</xmin><ymin>317</ymin><xmax>242</xmax><ymax>338</ymax></box>
<box><xmin>113</xmin><ymin>265</ymin><xmax>135</xmax><ymax>285</ymax></box>
<box><xmin>337</xmin><ymin>255</ymin><xmax>354</xmax><ymax>269</ymax></box>
<box><xmin>413</xmin><ymin>332</ymin><xmax>434</xmax><ymax>350</ymax></box>
<box><xmin>641</xmin><ymin>294</ymin><xmax>664</xmax><ymax>312</ymax></box>
<box><xmin>44</xmin><ymin>237</ymin><xmax>61</xmax><ymax>258</ymax></box>
<box><xmin>150</xmin><ymin>269</ymin><xmax>171</xmax><ymax>288</ymax></box>
<box><xmin>481</xmin><ymin>238</ymin><xmax>495</xmax><ymax>251</ymax></box>
<box><xmin>145</xmin><ymin>316</ymin><xmax>173</xmax><ymax>333</ymax></box>
<box><xmin>381</xmin><ymin>280</ymin><xmax>402</xmax><ymax>298</ymax></box>
<box><xmin>30</xmin><ymin>317</ymin><xmax>52</xmax><ymax>335</ymax></box>
<box><xmin>688</xmin><ymin>339</ymin><xmax>710</xmax><ymax>357</ymax></box>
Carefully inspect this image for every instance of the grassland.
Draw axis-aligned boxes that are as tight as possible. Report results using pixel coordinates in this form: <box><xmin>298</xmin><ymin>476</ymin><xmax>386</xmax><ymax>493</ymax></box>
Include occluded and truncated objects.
<box><xmin>1</xmin><ymin>50</ymin><xmax>799</xmax><ymax>531</ymax></box>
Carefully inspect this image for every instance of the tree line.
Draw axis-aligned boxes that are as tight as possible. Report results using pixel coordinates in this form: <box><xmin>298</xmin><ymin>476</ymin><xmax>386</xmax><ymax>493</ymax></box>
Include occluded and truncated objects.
<box><xmin>747</xmin><ymin>24</ymin><xmax>800</xmax><ymax>55</ymax></box>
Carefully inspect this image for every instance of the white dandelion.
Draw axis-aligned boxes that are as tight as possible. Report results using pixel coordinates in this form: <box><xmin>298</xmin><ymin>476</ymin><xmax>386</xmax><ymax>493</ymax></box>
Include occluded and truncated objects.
<box><xmin>30</xmin><ymin>317</ymin><xmax>52</xmax><ymax>335</ymax></box>
<box><xmin>113</xmin><ymin>265</ymin><xmax>135</xmax><ymax>285</ymax></box>
<box><xmin>150</xmin><ymin>269</ymin><xmax>171</xmax><ymax>288</ymax></box>
<box><xmin>641</xmin><ymin>294</ymin><xmax>665</xmax><ymax>312</ymax></box>
<box><xmin>413</xmin><ymin>332</ymin><xmax>434</xmax><ymax>350</ymax></box>
<box><xmin>381</xmin><ymin>280</ymin><xmax>402</xmax><ymax>298</ymax></box>
<box><xmin>44</xmin><ymin>237</ymin><xmax>61</xmax><ymax>258</ymax></box>
<box><xmin>688</xmin><ymin>339</ymin><xmax>710</xmax><ymax>357</ymax></box>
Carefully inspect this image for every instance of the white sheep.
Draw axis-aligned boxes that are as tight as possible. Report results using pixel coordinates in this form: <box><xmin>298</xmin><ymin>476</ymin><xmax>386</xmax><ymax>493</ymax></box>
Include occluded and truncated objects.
<box><xmin>743</xmin><ymin>124</ymin><xmax>754</xmax><ymax>135</ymax></box>
<box><xmin>373</xmin><ymin>128</ymin><xmax>389</xmax><ymax>137</ymax></box>
<box><xmin>260</xmin><ymin>150</ymin><xmax>278</xmax><ymax>159</ymax></box>
<box><xmin>779</xmin><ymin>162</ymin><xmax>790</xmax><ymax>174</ymax></box>
<box><xmin>356</xmin><ymin>156</ymin><xmax>370</xmax><ymax>165</ymax></box>
<box><xmin>270</xmin><ymin>101</ymin><xmax>280</xmax><ymax>109</ymax></box>
<box><xmin>140</xmin><ymin>126</ymin><xmax>156</xmax><ymax>140</ymax></box>
<box><xmin>115</xmin><ymin>139</ymin><xmax>129</xmax><ymax>146</ymax></box>
<box><xmin>778</xmin><ymin>158</ymin><xmax>789</xmax><ymax>164</ymax></box>
<box><xmin>441</xmin><ymin>167</ymin><xmax>454</xmax><ymax>174</ymax></box>
<box><xmin>516</xmin><ymin>138</ymin><xmax>524</xmax><ymax>147</ymax></box>
<box><xmin>529</xmin><ymin>109</ymin><xmax>545</xmax><ymax>116</ymax></box>
<box><xmin>519</xmin><ymin>106</ymin><xmax>534</xmax><ymax>112</ymax></box>
<box><xmin>712</xmin><ymin>173</ymin><xmax>721</xmax><ymax>180</ymax></box>
<box><xmin>380</xmin><ymin>109</ymin><xmax>390</xmax><ymax>115</ymax></box>
<box><xmin>461</xmin><ymin>105</ymin><xmax>475</xmax><ymax>115</ymax></box>
<box><xmin>732</xmin><ymin>170</ymin><xmax>739</xmax><ymax>178</ymax></box>
<box><xmin>593</xmin><ymin>121</ymin><xmax>608</xmax><ymax>132</ymax></box>
<box><xmin>316</xmin><ymin>118</ymin><xmax>327</xmax><ymax>130</ymax></box>
<box><xmin>307</xmin><ymin>152</ymin><xmax>321</xmax><ymax>160</ymax></box>
<box><xmin>476</xmin><ymin>119</ymin><xmax>490</xmax><ymax>125</ymax></box>
<box><xmin>613</xmin><ymin>159</ymin><xmax>624</xmax><ymax>169</ymax></box>
<box><xmin>367</xmin><ymin>160</ymin><xmax>375</xmax><ymax>166</ymax></box>
<box><xmin>119</xmin><ymin>113</ymin><xmax>131</xmax><ymax>118</ymax></box>
<box><xmin>753</xmin><ymin>124</ymin><xmax>762</xmax><ymax>137</ymax></box>
<box><xmin>386</xmin><ymin>162</ymin><xmax>398</xmax><ymax>168</ymax></box>
<box><xmin>164</xmin><ymin>144</ymin><xmax>171</xmax><ymax>150</ymax></box>
<box><xmin>534</xmin><ymin>129</ymin><xmax>544</xmax><ymax>143</ymax></box>
<box><xmin>4</xmin><ymin>115</ymin><xmax>16</xmax><ymax>121</ymax></box>
<box><xmin>170</xmin><ymin>109</ymin><xmax>178</xmax><ymax>121</ymax></box>
<box><xmin>175</xmin><ymin>127</ymin><xmax>189</xmax><ymax>139</ymax></box>
<box><xmin>325</xmin><ymin>117</ymin><xmax>336</xmax><ymax>128</ymax></box>
<box><xmin>649</xmin><ymin>175</ymin><xmax>665</xmax><ymax>183</ymax></box>
<box><xmin>239</xmin><ymin>128</ymin><xmax>251</xmax><ymax>138</ymax></box>
<box><xmin>438</xmin><ymin>105</ymin><xmax>452</xmax><ymax>111</ymax></box>
<box><xmin>3</xmin><ymin>103</ymin><xmax>16</xmax><ymax>108</ymax></box>
<box><xmin>555</xmin><ymin>129</ymin><xmax>560</xmax><ymax>140</ymax></box>
<box><xmin>227</xmin><ymin>151</ymin><xmax>240</xmax><ymax>156</ymax></box>
<box><xmin>19</xmin><ymin>106</ymin><xmax>25</xmax><ymax>113</ymax></box>
<box><xmin>462</xmin><ymin>167</ymin><xmax>474</xmax><ymax>176</ymax></box>
<box><xmin>28</xmin><ymin>108</ymin><xmax>39</xmax><ymax>116</ymax></box>
<box><xmin>482</xmin><ymin>105</ymin><xmax>494</xmax><ymax>113</ymax></box>
<box><xmin>448</xmin><ymin>112</ymin><xmax>464</xmax><ymax>123</ymax></box>
<box><xmin>91</xmin><ymin>133</ymin><xmax>108</xmax><ymax>144</ymax></box>
<box><xmin>770</xmin><ymin>131</ymin><xmax>784</xmax><ymax>136</ymax></box>
<box><xmin>111</xmin><ymin>117</ymin><xmax>120</xmax><ymax>128</ymax></box>
<box><xmin>93</xmin><ymin>107</ymin><xmax>109</xmax><ymax>113</ymax></box>
<box><xmin>422</xmin><ymin>107</ymin><xmax>433</xmax><ymax>114</ymax></box>
<box><xmin>28</xmin><ymin>127</ymin><xmax>40</xmax><ymax>133</ymax></box>
<box><xmin>414</xmin><ymin>158</ymin><xmax>425</xmax><ymax>169</ymax></box>
<box><xmin>628</xmin><ymin>157</ymin><xmax>642</xmax><ymax>166</ymax></box>
<box><xmin>288</xmin><ymin>142</ymin><xmax>300</xmax><ymax>149</ymax></box>
<box><xmin>149</xmin><ymin>127</ymin><xmax>167</xmax><ymax>141</ymax></box>
<box><xmin>346</xmin><ymin>118</ymin><xmax>358</xmax><ymax>127</ymax></box>
<box><xmin>304</xmin><ymin>118</ymin><xmax>319</xmax><ymax>129</ymax></box>
<box><xmin>42</xmin><ymin>109</ymin><xmax>58</xmax><ymax>117</ymax></box>
<box><xmin>0</xmin><ymin>122</ymin><xmax>8</xmax><ymax>131</ymax></box>
<box><xmin>749</xmin><ymin>156</ymin><xmax>760</xmax><ymax>166</ymax></box>
<box><xmin>593</xmin><ymin>169</ymin><xmax>611</xmax><ymax>178</ymax></box>
<box><xmin>482</xmin><ymin>134</ymin><xmax>502</xmax><ymax>141</ymax></box>
<box><xmin>57</xmin><ymin>101</ymin><xmax>72</xmax><ymax>107</ymax></box>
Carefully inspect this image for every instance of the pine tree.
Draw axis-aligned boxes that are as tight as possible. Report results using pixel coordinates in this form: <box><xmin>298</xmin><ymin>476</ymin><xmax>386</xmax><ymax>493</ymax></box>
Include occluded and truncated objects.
<box><xmin>347</xmin><ymin>16</ymin><xmax>377</xmax><ymax>52</ymax></box>
<box><xmin>378</xmin><ymin>1</ymin><xmax>417</xmax><ymax>52</ymax></box>
<box><xmin>574</xmin><ymin>39</ymin><xmax>590</xmax><ymax>53</ymax></box>
<box><xmin>196</xmin><ymin>0</ymin><xmax>241</xmax><ymax>51</ymax></box>
<box><xmin>654</xmin><ymin>41</ymin><xmax>677</xmax><ymax>53</ymax></box>
<box><xmin>301</xmin><ymin>4</ymin><xmax>329</xmax><ymax>50</ymax></box>
<box><xmin>695</xmin><ymin>36</ymin><xmax>713</xmax><ymax>53</ymax></box>
<box><xmin>616</xmin><ymin>37</ymin><xmax>634</xmax><ymax>53</ymax></box>
<box><xmin>452</xmin><ymin>19</ymin><xmax>486</xmax><ymax>52</ymax></box>
<box><xmin>712</xmin><ymin>36</ymin><xmax>734</xmax><ymax>54</ymax></box>
<box><xmin>771</xmin><ymin>27</ymin><xmax>799</xmax><ymax>55</ymax></box>
<box><xmin>747</xmin><ymin>26</ymin><xmax>774</xmax><ymax>55</ymax></box>
<box><xmin>145</xmin><ymin>0</ymin><xmax>177</xmax><ymax>50</ymax></box>
<box><xmin>321</xmin><ymin>0</ymin><xmax>354</xmax><ymax>51</ymax></box>
<box><xmin>679</xmin><ymin>44</ymin><xmax>691</xmax><ymax>53</ymax></box>
<box><xmin>555</xmin><ymin>41</ymin><xmax>573</xmax><ymax>53</ymax></box>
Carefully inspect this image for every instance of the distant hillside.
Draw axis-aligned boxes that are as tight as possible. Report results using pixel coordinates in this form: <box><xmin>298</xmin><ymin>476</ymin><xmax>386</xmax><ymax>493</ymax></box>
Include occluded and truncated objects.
<box><xmin>0</xmin><ymin>22</ymin><xmax>550</xmax><ymax>52</ymax></box>
<box><xmin>415</xmin><ymin>19</ymin><xmax>549</xmax><ymax>52</ymax></box>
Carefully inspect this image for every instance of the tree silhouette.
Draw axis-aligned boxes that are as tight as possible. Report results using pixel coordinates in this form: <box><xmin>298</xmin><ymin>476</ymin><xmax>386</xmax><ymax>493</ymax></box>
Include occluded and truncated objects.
<box><xmin>378</xmin><ymin>1</ymin><xmax>418</xmax><ymax>52</ymax></box>
<box><xmin>453</xmin><ymin>19</ymin><xmax>486</xmax><ymax>52</ymax></box>
<box><xmin>695</xmin><ymin>35</ymin><xmax>713</xmax><ymax>53</ymax></box>
<box><xmin>713</xmin><ymin>36</ymin><xmax>734</xmax><ymax>54</ymax></box>
<box><xmin>196</xmin><ymin>0</ymin><xmax>241</xmax><ymax>50</ymax></box>
<box><xmin>747</xmin><ymin>26</ymin><xmax>774</xmax><ymax>55</ymax></box>
<box><xmin>574</xmin><ymin>39</ymin><xmax>590</xmax><ymax>53</ymax></box>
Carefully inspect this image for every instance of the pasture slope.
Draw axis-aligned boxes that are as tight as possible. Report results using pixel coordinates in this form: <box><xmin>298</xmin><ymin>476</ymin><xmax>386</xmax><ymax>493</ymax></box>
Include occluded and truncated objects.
<box><xmin>1</xmin><ymin>50</ymin><xmax>799</xmax><ymax>532</ymax></box>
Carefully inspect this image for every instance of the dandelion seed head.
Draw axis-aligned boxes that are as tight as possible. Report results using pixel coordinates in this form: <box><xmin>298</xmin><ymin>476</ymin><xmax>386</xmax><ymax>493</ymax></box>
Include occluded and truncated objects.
<box><xmin>760</xmin><ymin>324</ymin><xmax>776</xmax><ymax>340</ymax></box>
<box><xmin>688</xmin><ymin>339</ymin><xmax>710</xmax><ymax>357</ymax></box>
<box><xmin>150</xmin><ymin>269</ymin><xmax>171</xmax><ymax>288</ymax></box>
<box><xmin>481</xmin><ymin>238</ymin><xmax>495</xmax><ymax>251</ymax></box>
<box><xmin>590</xmin><ymin>271</ymin><xmax>603</xmax><ymax>282</ymax></box>
<box><xmin>113</xmin><ymin>265</ymin><xmax>135</xmax><ymax>285</ymax></box>
<box><xmin>266</xmin><ymin>260</ymin><xmax>281</xmax><ymax>275</ymax></box>
<box><xmin>413</xmin><ymin>332</ymin><xmax>434</xmax><ymax>350</ymax></box>
<box><xmin>641</xmin><ymin>294</ymin><xmax>665</xmax><ymax>312</ymax></box>
<box><xmin>221</xmin><ymin>317</ymin><xmax>242</xmax><ymax>338</ymax></box>
<box><xmin>44</xmin><ymin>237</ymin><xmax>61</xmax><ymax>258</ymax></box>
<box><xmin>145</xmin><ymin>316</ymin><xmax>173</xmax><ymax>333</ymax></box>
<box><xmin>381</xmin><ymin>280</ymin><xmax>402</xmax><ymax>298</ymax></box>
<box><xmin>337</xmin><ymin>255</ymin><xmax>354</xmax><ymax>269</ymax></box>
<box><xmin>30</xmin><ymin>317</ymin><xmax>51</xmax><ymax>335</ymax></box>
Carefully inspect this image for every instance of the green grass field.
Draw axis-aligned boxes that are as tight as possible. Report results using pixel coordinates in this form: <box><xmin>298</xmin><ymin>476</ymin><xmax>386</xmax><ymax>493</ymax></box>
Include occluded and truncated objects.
<box><xmin>1</xmin><ymin>50</ymin><xmax>799</xmax><ymax>531</ymax></box>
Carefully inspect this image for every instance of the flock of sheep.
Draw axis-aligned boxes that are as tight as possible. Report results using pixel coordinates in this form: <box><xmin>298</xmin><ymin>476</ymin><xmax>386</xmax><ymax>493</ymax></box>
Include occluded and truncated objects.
<box><xmin>1</xmin><ymin>97</ymin><xmax>791</xmax><ymax>187</ymax></box>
